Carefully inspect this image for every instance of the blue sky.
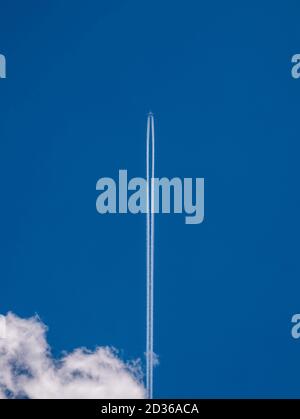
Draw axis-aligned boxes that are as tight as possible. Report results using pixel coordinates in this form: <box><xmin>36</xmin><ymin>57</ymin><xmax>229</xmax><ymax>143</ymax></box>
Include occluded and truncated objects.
<box><xmin>1</xmin><ymin>0</ymin><xmax>300</xmax><ymax>398</ymax></box>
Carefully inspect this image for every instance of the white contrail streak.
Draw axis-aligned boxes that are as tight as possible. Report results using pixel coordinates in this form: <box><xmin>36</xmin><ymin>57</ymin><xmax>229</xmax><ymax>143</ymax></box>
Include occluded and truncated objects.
<box><xmin>146</xmin><ymin>112</ymin><xmax>155</xmax><ymax>399</ymax></box>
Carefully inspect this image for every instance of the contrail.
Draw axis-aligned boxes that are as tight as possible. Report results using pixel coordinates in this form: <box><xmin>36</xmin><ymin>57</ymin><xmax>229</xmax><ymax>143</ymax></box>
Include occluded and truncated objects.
<box><xmin>146</xmin><ymin>112</ymin><xmax>155</xmax><ymax>399</ymax></box>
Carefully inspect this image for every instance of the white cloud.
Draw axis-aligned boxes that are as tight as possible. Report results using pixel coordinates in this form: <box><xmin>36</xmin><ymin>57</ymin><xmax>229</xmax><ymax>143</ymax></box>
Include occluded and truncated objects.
<box><xmin>0</xmin><ymin>312</ymin><xmax>145</xmax><ymax>399</ymax></box>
